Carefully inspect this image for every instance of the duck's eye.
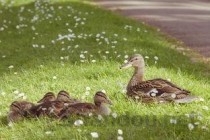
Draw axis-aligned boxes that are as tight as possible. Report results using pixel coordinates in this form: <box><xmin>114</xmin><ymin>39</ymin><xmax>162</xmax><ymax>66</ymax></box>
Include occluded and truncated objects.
<box><xmin>135</xmin><ymin>58</ymin><xmax>138</xmax><ymax>60</ymax></box>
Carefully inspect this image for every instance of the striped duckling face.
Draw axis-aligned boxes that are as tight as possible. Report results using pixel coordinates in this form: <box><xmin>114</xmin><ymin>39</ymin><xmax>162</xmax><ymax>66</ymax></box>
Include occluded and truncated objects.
<box><xmin>94</xmin><ymin>91</ymin><xmax>112</xmax><ymax>106</ymax></box>
<box><xmin>37</xmin><ymin>92</ymin><xmax>56</xmax><ymax>104</ymax></box>
<box><xmin>56</xmin><ymin>90</ymin><xmax>71</xmax><ymax>102</ymax></box>
<box><xmin>120</xmin><ymin>54</ymin><xmax>145</xmax><ymax>69</ymax></box>
<box><xmin>8</xmin><ymin>101</ymin><xmax>34</xmax><ymax>122</ymax></box>
<box><xmin>10</xmin><ymin>101</ymin><xmax>34</xmax><ymax>112</ymax></box>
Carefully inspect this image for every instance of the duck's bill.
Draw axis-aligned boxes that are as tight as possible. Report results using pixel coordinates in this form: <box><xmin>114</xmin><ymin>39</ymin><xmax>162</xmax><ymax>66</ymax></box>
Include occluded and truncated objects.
<box><xmin>107</xmin><ymin>99</ymin><xmax>113</xmax><ymax>105</ymax></box>
<box><xmin>120</xmin><ymin>62</ymin><xmax>132</xmax><ymax>69</ymax></box>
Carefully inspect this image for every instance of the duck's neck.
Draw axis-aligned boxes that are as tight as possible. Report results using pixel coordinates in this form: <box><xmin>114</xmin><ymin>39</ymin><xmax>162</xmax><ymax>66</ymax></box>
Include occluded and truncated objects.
<box><xmin>128</xmin><ymin>66</ymin><xmax>144</xmax><ymax>87</ymax></box>
<box><xmin>97</xmin><ymin>103</ymin><xmax>111</xmax><ymax>115</ymax></box>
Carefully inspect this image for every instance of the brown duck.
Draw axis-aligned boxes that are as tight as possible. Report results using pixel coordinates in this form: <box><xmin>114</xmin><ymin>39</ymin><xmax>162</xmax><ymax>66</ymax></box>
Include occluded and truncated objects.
<box><xmin>37</xmin><ymin>92</ymin><xmax>56</xmax><ymax>104</ymax></box>
<box><xmin>120</xmin><ymin>54</ymin><xmax>202</xmax><ymax>103</ymax></box>
<box><xmin>58</xmin><ymin>91</ymin><xmax>112</xmax><ymax>120</ymax></box>
<box><xmin>28</xmin><ymin>90</ymin><xmax>80</xmax><ymax>118</ymax></box>
<box><xmin>7</xmin><ymin>101</ymin><xmax>34</xmax><ymax>123</ymax></box>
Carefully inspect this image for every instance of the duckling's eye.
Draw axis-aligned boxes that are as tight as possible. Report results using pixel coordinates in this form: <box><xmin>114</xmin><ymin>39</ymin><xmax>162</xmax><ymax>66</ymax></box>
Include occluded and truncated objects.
<box><xmin>135</xmin><ymin>58</ymin><xmax>138</xmax><ymax>60</ymax></box>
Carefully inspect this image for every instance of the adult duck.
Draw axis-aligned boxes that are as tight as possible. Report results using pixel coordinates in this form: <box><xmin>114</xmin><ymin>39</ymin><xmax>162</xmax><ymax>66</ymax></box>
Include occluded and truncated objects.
<box><xmin>120</xmin><ymin>54</ymin><xmax>202</xmax><ymax>103</ymax></box>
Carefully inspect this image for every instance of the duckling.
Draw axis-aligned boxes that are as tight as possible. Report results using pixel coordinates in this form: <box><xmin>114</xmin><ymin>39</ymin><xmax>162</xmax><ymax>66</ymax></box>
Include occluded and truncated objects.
<box><xmin>120</xmin><ymin>54</ymin><xmax>202</xmax><ymax>103</ymax></box>
<box><xmin>28</xmin><ymin>100</ymin><xmax>65</xmax><ymax>118</ymax></box>
<box><xmin>56</xmin><ymin>90</ymin><xmax>80</xmax><ymax>104</ymax></box>
<box><xmin>7</xmin><ymin>101</ymin><xmax>34</xmax><ymax>123</ymax></box>
<box><xmin>28</xmin><ymin>90</ymin><xmax>80</xmax><ymax>118</ymax></box>
<box><xmin>58</xmin><ymin>91</ymin><xmax>112</xmax><ymax>119</ymax></box>
<box><xmin>37</xmin><ymin>92</ymin><xmax>56</xmax><ymax>104</ymax></box>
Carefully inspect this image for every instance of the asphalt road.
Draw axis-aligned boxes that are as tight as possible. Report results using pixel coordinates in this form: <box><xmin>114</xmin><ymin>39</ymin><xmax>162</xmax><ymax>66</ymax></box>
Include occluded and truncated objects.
<box><xmin>94</xmin><ymin>0</ymin><xmax>210</xmax><ymax>58</ymax></box>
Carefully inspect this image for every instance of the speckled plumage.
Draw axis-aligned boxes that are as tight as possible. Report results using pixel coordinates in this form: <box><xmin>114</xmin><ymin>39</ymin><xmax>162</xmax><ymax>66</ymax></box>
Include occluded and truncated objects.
<box><xmin>58</xmin><ymin>91</ymin><xmax>112</xmax><ymax>119</ymax></box>
<box><xmin>7</xmin><ymin>101</ymin><xmax>34</xmax><ymax>123</ymax></box>
<box><xmin>121</xmin><ymin>54</ymin><xmax>201</xmax><ymax>103</ymax></box>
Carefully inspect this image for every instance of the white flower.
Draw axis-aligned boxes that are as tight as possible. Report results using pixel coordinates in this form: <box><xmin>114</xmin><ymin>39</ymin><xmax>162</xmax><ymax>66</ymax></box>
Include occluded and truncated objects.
<box><xmin>8</xmin><ymin>65</ymin><xmax>14</xmax><ymax>69</ymax></box>
<box><xmin>170</xmin><ymin>119</ymin><xmax>177</xmax><ymax>124</ymax></box>
<box><xmin>145</xmin><ymin>56</ymin><xmax>149</xmax><ymax>59</ymax></box>
<box><xmin>124</xmin><ymin>55</ymin><xmax>128</xmax><ymax>59</ymax></box>
<box><xmin>86</xmin><ymin>87</ymin><xmax>91</xmax><ymax>91</ymax></box>
<box><xmin>74</xmin><ymin>120</ymin><xmax>84</xmax><ymax>126</ymax></box>
<box><xmin>96</xmin><ymin>34</ymin><xmax>100</xmax><ymax>38</ymax></box>
<box><xmin>154</xmin><ymin>56</ymin><xmax>159</xmax><ymax>60</ymax></box>
<box><xmin>185</xmin><ymin>114</ymin><xmax>190</xmax><ymax>118</ymax></box>
<box><xmin>98</xmin><ymin>115</ymin><xmax>103</xmax><ymax>121</ymax></box>
<box><xmin>53</xmin><ymin>76</ymin><xmax>57</xmax><ymax>80</ymax></box>
<box><xmin>101</xmin><ymin>90</ymin><xmax>106</xmax><ymax>93</ymax></box>
<box><xmin>1</xmin><ymin>92</ymin><xmax>5</xmax><ymax>96</ymax></box>
<box><xmin>112</xmin><ymin>112</ymin><xmax>117</xmax><ymax>118</ymax></box>
<box><xmin>202</xmin><ymin>106</ymin><xmax>209</xmax><ymax>111</ymax></box>
<box><xmin>45</xmin><ymin>131</ymin><xmax>53</xmax><ymax>135</ymax></box>
<box><xmin>124</xmin><ymin>60</ymin><xmax>128</xmax><ymax>63</ymax></box>
<box><xmin>85</xmin><ymin>91</ymin><xmax>90</xmax><ymax>96</ymax></box>
<box><xmin>22</xmin><ymin>96</ymin><xmax>27</xmax><ymax>100</ymax></box>
<box><xmin>89</xmin><ymin>113</ymin><xmax>93</xmax><ymax>117</ymax></box>
<box><xmin>105</xmin><ymin>51</ymin><xmax>109</xmax><ymax>54</ymax></box>
<box><xmin>13</xmin><ymin>90</ymin><xmax>19</xmax><ymax>94</ymax></box>
<box><xmin>188</xmin><ymin>123</ymin><xmax>194</xmax><ymax>131</ymax></box>
<box><xmin>123</xmin><ymin>38</ymin><xmax>127</xmax><ymax>41</ymax></box>
<box><xmin>194</xmin><ymin>122</ymin><xmax>200</xmax><ymax>125</ymax></box>
<box><xmin>90</xmin><ymin>132</ymin><xmax>99</xmax><ymax>138</ymax></box>
<box><xmin>117</xmin><ymin>136</ymin><xmax>124</xmax><ymax>140</ymax></box>
<box><xmin>80</xmin><ymin>54</ymin><xmax>85</xmax><ymax>59</ymax></box>
<box><xmin>8</xmin><ymin>122</ymin><xmax>13</xmax><ymax>127</ymax></box>
<box><xmin>201</xmin><ymin>126</ymin><xmax>209</xmax><ymax>131</ymax></box>
<box><xmin>118</xmin><ymin>129</ymin><xmax>123</xmax><ymax>135</ymax></box>
<box><xmin>91</xmin><ymin>60</ymin><xmax>96</xmax><ymax>63</ymax></box>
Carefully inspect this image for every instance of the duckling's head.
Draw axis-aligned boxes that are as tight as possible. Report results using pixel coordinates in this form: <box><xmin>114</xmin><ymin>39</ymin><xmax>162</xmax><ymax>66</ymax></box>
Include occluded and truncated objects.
<box><xmin>94</xmin><ymin>91</ymin><xmax>112</xmax><ymax>106</ymax></box>
<box><xmin>37</xmin><ymin>92</ymin><xmax>55</xmax><ymax>103</ymax></box>
<box><xmin>57</xmin><ymin>90</ymin><xmax>71</xmax><ymax>102</ymax></box>
<box><xmin>120</xmin><ymin>54</ymin><xmax>145</xmax><ymax>69</ymax></box>
<box><xmin>10</xmin><ymin>101</ymin><xmax>34</xmax><ymax>112</ymax></box>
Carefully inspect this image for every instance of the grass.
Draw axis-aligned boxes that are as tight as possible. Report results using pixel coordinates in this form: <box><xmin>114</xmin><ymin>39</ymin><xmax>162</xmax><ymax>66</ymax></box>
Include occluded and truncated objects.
<box><xmin>0</xmin><ymin>0</ymin><xmax>210</xmax><ymax>139</ymax></box>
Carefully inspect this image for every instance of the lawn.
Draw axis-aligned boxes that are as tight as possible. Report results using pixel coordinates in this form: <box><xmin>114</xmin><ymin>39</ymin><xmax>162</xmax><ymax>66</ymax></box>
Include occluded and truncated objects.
<box><xmin>0</xmin><ymin>0</ymin><xmax>210</xmax><ymax>139</ymax></box>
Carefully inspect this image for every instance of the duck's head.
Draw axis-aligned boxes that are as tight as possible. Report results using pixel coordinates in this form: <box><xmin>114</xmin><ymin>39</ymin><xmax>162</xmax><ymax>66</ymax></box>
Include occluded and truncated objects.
<box><xmin>37</xmin><ymin>92</ymin><xmax>55</xmax><ymax>103</ymax></box>
<box><xmin>57</xmin><ymin>90</ymin><xmax>71</xmax><ymax>102</ymax></box>
<box><xmin>10</xmin><ymin>101</ymin><xmax>34</xmax><ymax>112</ymax></box>
<box><xmin>94</xmin><ymin>91</ymin><xmax>112</xmax><ymax>106</ymax></box>
<box><xmin>120</xmin><ymin>54</ymin><xmax>145</xmax><ymax>69</ymax></box>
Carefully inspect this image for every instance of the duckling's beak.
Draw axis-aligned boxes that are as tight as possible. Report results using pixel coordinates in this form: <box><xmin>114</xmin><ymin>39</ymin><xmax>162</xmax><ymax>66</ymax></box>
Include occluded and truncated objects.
<box><xmin>120</xmin><ymin>62</ymin><xmax>132</xmax><ymax>69</ymax></box>
<box><xmin>106</xmin><ymin>99</ymin><xmax>113</xmax><ymax>105</ymax></box>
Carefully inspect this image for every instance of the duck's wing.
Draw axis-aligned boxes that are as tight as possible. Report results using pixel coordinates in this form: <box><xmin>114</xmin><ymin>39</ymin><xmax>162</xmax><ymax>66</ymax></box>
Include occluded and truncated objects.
<box><xmin>58</xmin><ymin>103</ymin><xmax>96</xmax><ymax>119</ymax></box>
<box><xmin>129</xmin><ymin>78</ymin><xmax>190</xmax><ymax>99</ymax></box>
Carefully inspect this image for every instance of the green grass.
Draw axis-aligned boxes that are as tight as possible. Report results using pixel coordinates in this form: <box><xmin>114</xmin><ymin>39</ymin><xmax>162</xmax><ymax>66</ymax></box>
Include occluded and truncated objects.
<box><xmin>0</xmin><ymin>0</ymin><xmax>210</xmax><ymax>139</ymax></box>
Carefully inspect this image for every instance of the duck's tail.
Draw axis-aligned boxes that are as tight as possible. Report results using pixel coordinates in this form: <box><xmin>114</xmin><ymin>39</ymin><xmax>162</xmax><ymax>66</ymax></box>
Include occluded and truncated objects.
<box><xmin>174</xmin><ymin>96</ymin><xmax>204</xmax><ymax>104</ymax></box>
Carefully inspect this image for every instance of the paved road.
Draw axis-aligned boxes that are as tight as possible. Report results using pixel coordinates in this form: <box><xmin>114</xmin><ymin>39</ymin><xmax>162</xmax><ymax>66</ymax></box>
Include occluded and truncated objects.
<box><xmin>94</xmin><ymin>0</ymin><xmax>210</xmax><ymax>58</ymax></box>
